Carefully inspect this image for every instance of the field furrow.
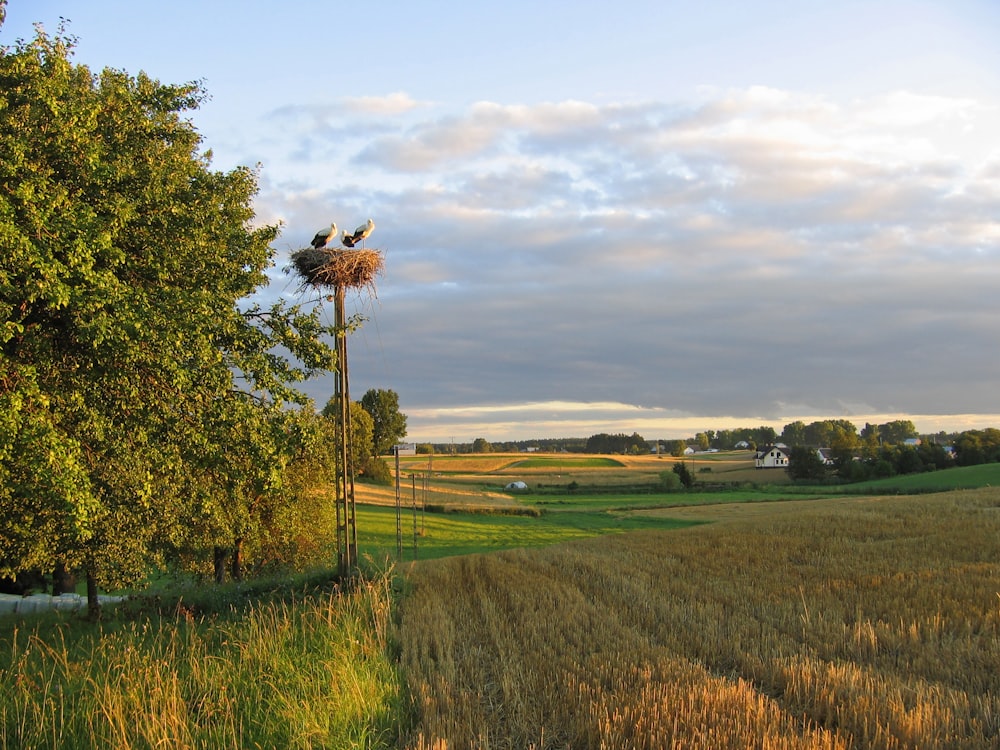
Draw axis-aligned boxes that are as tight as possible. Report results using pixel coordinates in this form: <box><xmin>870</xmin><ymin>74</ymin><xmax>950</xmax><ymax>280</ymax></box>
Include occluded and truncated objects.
<box><xmin>399</xmin><ymin>489</ymin><xmax>1000</xmax><ymax>749</ymax></box>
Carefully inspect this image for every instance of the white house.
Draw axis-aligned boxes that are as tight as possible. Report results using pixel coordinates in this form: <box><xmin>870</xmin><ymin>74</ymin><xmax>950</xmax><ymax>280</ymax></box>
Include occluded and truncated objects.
<box><xmin>755</xmin><ymin>445</ymin><xmax>789</xmax><ymax>469</ymax></box>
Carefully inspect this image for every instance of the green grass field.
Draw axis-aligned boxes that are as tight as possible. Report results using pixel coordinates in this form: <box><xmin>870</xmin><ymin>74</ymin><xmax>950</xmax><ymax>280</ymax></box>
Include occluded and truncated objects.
<box><xmin>843</xmin><ymin>461</ymin><xmax>1000</xmax><ymax>492</ymax></box>
<box><xmin>509</xmin><ymin>456</ymin><xmax>625</xmax><ymax>468</ymax></box>
<box><xmin>356</xmin><ymin>503</ymin><xmax>701</xmax><ymax>563</ymax></box>
<box><xmin>356</xmin><ymin>461</ymin><xmax>1000</xmax><ymax>559</ymax></box>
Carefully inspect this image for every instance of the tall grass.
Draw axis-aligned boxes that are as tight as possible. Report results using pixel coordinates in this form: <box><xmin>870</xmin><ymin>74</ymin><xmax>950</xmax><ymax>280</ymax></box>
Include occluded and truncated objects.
<box><xmin>0</xmin><ymin>570</ymin><xmax>405</xmax><ymax>749</ymax></box>
<box><xmin>398</xmin><ymin>488</ymin><xmax>1000</xmax><ymax>748</ymax></box>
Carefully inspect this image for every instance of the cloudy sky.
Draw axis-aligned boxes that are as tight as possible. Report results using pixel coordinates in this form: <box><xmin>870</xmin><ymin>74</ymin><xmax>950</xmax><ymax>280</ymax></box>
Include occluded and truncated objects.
<box><xmin>6</xmin><ymin>1</ymin><xmax>1000</xmax><ymax>441</ymax></box>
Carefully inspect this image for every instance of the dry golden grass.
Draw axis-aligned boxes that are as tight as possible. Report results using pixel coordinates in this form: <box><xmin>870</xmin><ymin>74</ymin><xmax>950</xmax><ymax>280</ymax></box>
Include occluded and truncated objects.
<box><xmin>354</xmin><ymin>482</ymin><xmax>517</xmax><ymax>509</ymax></box>
<box><xmin>397</xmin><ymin>456</ymin><xmax>523</xmax><ymax>474</ymax></box>
<box><xmin>397</xmin><ymin>488</ymin><xmax>1000</xmax><ymax>749</ymax></box>
<box><xmin>393</xmin><ymin>451</ymin><xmax>785</xmax><ymax>491</ymax></box>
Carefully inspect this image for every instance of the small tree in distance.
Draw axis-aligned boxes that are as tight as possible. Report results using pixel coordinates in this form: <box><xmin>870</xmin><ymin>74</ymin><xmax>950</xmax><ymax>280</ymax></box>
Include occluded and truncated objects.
<box><xmin>360</xmin><ymin>388</ymin><xmax>408</xmax><ymax>457</ymax></box>
<box><xmin>786</xmin><ymin>446</ymin><xmax>828</xmax><ymax>481</ymax></box>
<box><xmin>672</xmin><ymin>462</ymin><xmax>695</xmax><ymax>489</ymax></box>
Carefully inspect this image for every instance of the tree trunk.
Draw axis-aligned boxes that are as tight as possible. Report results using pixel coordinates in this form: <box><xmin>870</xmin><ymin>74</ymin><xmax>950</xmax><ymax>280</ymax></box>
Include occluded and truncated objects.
<box><xmin>213</xmin><ymin>546</ymin><xmax>228</xmax><ymax>584</ymax></box>
<box><xmin>230</xmin><ymin>537</ymin><xmax>244</xmax><ymax>581</ymax></box>
<box><xmin>85</xmin><ymin>562</ymin><xmax>101</xmax><ymax>621</ymax></box>
<box><xmin>52</xmin><ymin>561</ymin><xmax>76</xmax><ymax>595</ymax></box>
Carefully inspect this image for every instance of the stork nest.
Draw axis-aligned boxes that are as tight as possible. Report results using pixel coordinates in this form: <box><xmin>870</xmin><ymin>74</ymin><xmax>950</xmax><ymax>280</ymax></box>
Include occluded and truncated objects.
<box><xmin>289</xmin><ymin>247</ymin><xmax>384</xmax><ymax>291</ymax></box>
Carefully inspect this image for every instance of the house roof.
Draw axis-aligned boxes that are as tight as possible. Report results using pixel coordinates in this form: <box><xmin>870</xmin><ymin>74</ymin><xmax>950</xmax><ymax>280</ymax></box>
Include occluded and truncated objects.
<box><xmin>756</xmin><ymin>444</ymin><xmax>788</xmax><ymax>456</ymax></box>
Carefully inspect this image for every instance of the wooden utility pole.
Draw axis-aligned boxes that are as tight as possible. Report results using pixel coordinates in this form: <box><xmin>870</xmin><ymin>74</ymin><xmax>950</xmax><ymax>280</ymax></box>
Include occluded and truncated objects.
<box><xmin>395</xmin><ymin>446</ymin><xmax>402</xmax><ymax>560</ymax></box>
<box><xmin>288</xmin><ymin>241</ymin><xmax>382</xmax><ymax>577</ymax></box>
<box><xmin>333</xmin><ymin>285</ymin><xmax>358</xmax><ymax>575</ymax></box>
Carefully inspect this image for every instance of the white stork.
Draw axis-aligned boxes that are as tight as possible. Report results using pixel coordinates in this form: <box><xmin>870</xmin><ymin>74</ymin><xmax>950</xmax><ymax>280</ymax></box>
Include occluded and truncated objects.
<box><xmin>343</xmin><ymin>218</ymin><xmax>375</xmax><ymax>248</ymax></box>
<box><xmin>310</xmin><ymin>222</ymin><xmax>338</xmax><ymax>249</ymax></box>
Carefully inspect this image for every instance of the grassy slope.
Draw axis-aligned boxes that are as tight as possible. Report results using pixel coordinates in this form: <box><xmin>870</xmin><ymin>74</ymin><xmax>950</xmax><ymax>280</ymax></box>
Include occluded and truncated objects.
<box><xmin>356</xmin><ymin>503</ymin><xmax>700</xmax><ymax>563</ymax></box>
<box><xmin>845</xmin><ymin>461</ymin><xmax>1000</xmax><ymax>492</ymax></box>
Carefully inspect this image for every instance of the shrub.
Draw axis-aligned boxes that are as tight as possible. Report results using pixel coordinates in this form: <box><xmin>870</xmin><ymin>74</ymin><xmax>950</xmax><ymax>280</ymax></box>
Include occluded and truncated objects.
<box><xmin>659</xmin><ymin>471</ymin><xmax>681</xmax><ymax>491</ymax></box>
<box><xmin>360</xmin><ymin>456</ymin><xmax>393</xmax><ymax>485</ymax></box>
<box><xmin>672</xmin><ymin>462</ymin><xmax>695</xmax><ymax>489</ymax></box>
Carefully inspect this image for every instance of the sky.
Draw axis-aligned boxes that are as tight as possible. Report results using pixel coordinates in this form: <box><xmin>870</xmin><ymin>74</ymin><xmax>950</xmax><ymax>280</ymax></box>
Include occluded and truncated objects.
<box><xmin>5</xmin><ymin>1</ymin><xmax>1000</xmax><ymax>442</ymax></box>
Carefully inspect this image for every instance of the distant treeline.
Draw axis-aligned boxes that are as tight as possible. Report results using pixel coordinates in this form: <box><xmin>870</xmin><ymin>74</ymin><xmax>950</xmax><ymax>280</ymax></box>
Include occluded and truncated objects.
<box><xmin>422</xmin><ymin>420</ymin><xmax>999</xmax><ymax>460</ymax></box>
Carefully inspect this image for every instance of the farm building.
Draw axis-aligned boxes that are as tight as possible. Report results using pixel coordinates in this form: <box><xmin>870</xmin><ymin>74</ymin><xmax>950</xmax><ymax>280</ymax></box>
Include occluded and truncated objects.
<box><xmin>755</xmin><ymin>445</ymin><xmax>789</xmax><ymax>469</ymax></box>
<box><xmin>505</xmin><ymin>481</ymin><xmax>528</xmax><ymax>491</ymax></box>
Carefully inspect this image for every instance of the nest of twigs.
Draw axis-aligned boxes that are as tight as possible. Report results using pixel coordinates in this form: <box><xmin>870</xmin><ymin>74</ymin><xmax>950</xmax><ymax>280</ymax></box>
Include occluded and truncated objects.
<box><xmin>290</xmin><ymin>247</ymin><xmax>384</xmax><ymax>291</ymax></box>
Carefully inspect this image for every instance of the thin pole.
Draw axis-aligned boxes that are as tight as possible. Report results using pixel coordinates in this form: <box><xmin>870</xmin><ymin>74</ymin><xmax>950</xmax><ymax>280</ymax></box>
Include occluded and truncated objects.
<box><xmin>395</xmin><ymin>446</ymin><xmax>402</xmax><ymax>561</ymax></box>
<box><xmin>423</xmin><ymin>454</ymin><xmax>430</xmax><ymax>534</ymax></box>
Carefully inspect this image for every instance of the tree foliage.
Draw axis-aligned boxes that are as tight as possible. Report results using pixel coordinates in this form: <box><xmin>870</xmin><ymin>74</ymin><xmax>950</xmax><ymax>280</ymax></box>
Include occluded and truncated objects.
<box><xmin>954</xmin><ymin>429</ymin><xmax>1000</xmax><ymax>466</ymax></box>
<box><xmin>668</xmin><ymin>440</ymin><xmax>688</xmax><ymax>458</ymax></box>
<box><xmin>672</xmin><ymin>461</ymin><xmax>695</xmax><ymax>489</ymax></box>
<box><xmin>786</xmin><ymin>446</ymin><xmax>828</xmax><ymax>481</ymax></box>
<box><xmin>321</xmin><ymin>398</ymin><xmax>375</xmax><ymax>473</ymax></box>
<box><xmin>360</xmin><ymin>388</ymin><xmax>408</xmax><ymax>457</ymax></box>
<box><xmin>0</xmin><ymin>25</ymin><xmax>337</xmax><ymax>606</ymax></box>
<box><xmin>585</xmin><ymin>432</ymin><xmax>647</xmax><ymax>454</ymax></box>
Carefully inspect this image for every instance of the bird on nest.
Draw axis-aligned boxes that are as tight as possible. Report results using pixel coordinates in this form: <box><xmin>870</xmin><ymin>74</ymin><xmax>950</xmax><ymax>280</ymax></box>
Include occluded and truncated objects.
<box><xmin>342</xmin><ymin>218</ymin><xmax>375</xmax><ymax>248</ymax></box>
<box><xmin>310</xmin><ymin>222</ymin><xmax>338</xmax><ymax>249</ymax></box>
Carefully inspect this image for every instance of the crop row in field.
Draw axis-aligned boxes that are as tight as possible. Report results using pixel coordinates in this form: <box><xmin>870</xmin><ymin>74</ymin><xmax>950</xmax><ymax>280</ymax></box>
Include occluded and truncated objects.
<box><xmin>398</xmin><ymin>488</ymin><xmax>1000</xmax><ymax>749</ymax></box>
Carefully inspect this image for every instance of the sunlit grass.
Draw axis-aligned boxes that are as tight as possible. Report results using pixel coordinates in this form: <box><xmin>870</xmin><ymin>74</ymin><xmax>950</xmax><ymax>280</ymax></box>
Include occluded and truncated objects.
<box><xmin>356</xmin><ymin>503</ymin><xmax>700</xmax><ymax>563</ymax></box>
<box><xmin>509</xmin><ymin>456</ymin><xmax>625</xmax><ymax>468</ymax></box>
<box><xmin>0</xmin><ymin>571</ymin><xmax>406</xmax><ymax>750</ymax></box>
<box><xmin>846</xmin><ymin>461</ymin><xmax>1000</xmax><ymax>492</ymax></box>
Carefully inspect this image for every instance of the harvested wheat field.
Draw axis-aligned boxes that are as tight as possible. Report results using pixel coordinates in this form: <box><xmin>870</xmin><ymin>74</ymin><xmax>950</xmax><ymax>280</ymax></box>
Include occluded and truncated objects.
<box><xmin>398</xmin><ymin>488</ymin><xmax>1000</xmax><ymax>749</ymax></box>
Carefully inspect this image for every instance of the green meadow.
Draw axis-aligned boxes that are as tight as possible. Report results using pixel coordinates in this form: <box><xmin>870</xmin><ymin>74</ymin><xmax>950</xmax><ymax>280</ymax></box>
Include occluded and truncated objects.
<box><xmin>509</xmin><ymin>456</ymin><xmax>625</xmax><ymax>468</ymax></box>
<box><xmin>356</xmin><ymin>503</ymin><xmax>700</xmax><ymax>563</ymax></box>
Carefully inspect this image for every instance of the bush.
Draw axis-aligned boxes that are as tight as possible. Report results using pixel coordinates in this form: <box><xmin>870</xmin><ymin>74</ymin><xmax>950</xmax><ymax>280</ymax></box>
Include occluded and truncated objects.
<box><xmin>360</xmin><ymin>456</ymin><xmax>393</xmax><ymax>485</ymax></box>
<box><xmin>871</xmin><ymin>459</ymin><xmax>896</xmax><ymax>478</ymax></box>
<box><xmin>672</xmin><ymin>462</ymin><xmax>695</xmax><ymax>489</ymax></box>
<box><xmin>659</xmin><ymin>471</ymin><xmax>681</xmax><ymax>491</ymax></box>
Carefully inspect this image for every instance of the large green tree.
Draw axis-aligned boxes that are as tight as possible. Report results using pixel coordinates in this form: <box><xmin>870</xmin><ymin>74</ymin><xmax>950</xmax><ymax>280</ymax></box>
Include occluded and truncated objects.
<box><xmin>876</xmin><ymin>419</ymin><xmax>918</xmax><ymax>446</ymax></box>
<box><xmin>0</xmin><ymin>23</ymin><xmax>336</xmax><ymax>612</ymax></box>
<box><xmin>360</xmin><ymin>388</ymin><xmax>408</xmax><ymax>457</ymax></box>
<box><xmin>786</xmin><ymin>446</ymin><xmax>828</xmax><ymax>481</ymax></box>
<box><xmin>321</xmin><ymin>397</ymin><xmax>375</xmax><ymax>473</ymax></box>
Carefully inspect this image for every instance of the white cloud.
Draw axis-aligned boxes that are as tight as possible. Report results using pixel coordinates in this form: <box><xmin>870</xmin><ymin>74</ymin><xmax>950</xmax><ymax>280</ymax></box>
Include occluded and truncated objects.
<box><xmin>262</xmin><ymin>86</ymin><xmax>1000</xmax><ymax>438</ymax></box>
<box><xmin>342</xmin><ymin>92</ymin><xmax>428</xmax><ymax>115</ymax></box>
